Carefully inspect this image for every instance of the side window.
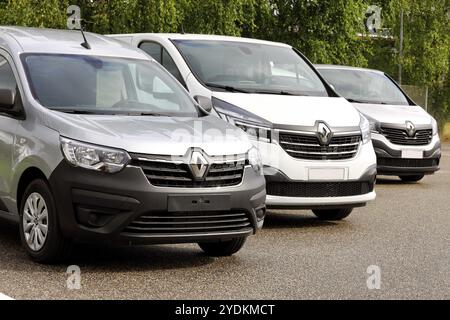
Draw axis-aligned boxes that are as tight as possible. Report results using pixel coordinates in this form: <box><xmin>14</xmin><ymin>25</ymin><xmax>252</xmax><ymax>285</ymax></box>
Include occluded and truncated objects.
<box><xmin>162</xmin><ymin>49</ymin><xmax>184</xmax><ymax>85</ymax></box>
<box><xmin>139</xmin><ymin>42</ymin><xmax>162</xmax><ymax>64</ymax></box>
<box><xmin>0</xmin><ymin>56</ymin><xmax>17</xmax><ymax>92</ymax></box>
<box><xmin>139</xmin><ymin>42</ymin><xmax>186</xmax><ymax>88</ymax></box>
<box><xmin>0</xmin><ymin>55</ymin><xmax>21</xmax><ymax>117</ymax></box>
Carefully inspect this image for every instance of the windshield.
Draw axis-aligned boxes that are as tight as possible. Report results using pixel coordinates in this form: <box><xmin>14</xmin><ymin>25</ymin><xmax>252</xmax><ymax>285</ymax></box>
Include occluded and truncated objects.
<box><xmin>21</xmin><ymin>54</ymin><xmax>199</xmax><ymax>117</ymax></box>
<box><xmin>318</xmin><ymin>68</ymin><xmax>410</xmax><ymax>105</ymax></box>
<box><xmin>173</xmin><ymin>40</ymin><xmax>328</xmax><ymax>97</ymax></box>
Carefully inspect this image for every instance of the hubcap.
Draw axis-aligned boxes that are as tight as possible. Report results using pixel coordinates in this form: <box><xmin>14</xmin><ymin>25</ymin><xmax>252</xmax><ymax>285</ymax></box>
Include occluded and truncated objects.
<box><xmin>23</xmin><ymin>193</ymin><xmax>49</xmax><ymax>251</ymax></box>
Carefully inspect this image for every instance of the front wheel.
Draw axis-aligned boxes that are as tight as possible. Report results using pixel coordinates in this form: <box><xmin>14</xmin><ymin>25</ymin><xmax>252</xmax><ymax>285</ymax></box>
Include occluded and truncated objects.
<box><xmin>399</xmin><ymin>175</ymin><xmax>425</xmax><ymax>182</ymax></box>
<box><xmin>19</xmin><ymin>179</ymin><xmax>72</xmax><ymax>263</ymax></box>
<box><xmin>198</xmin><ymin>237</ymin><xmax>247</xmax><ymax>256</ymax></box>
<box><xmin>312</xmin><ymin>208</ymin><xmax>353</xmax><ymax>221</ymax></box>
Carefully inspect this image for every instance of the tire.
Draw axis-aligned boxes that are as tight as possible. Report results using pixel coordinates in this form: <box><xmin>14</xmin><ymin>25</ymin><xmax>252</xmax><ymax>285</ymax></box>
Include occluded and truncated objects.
<box><xmin>198</xmin><ymin>237</ymin><xmax>247</xmax><ymax>257</ymax></box>
<box><xmin>399</xmin><ymin>175</ymin><xmax>425</xmax><ymax>183</ymax></box>
<box><xmin>312</xmin><ymin>208</ymin><xmax>353</xmax><ymax>221</ymax></box>
<box><xmin>19</xmin><ymin>179</ymin><xmax>72</xmax><ymax>263</ymax></box>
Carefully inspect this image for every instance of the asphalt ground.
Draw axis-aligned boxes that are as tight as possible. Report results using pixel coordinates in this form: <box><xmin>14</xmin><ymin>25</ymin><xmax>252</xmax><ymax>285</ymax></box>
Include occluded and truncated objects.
<box><xmin>0</xmin><ymin>143</ymin><xmax>449</xmax><ymax>300</ymax></box>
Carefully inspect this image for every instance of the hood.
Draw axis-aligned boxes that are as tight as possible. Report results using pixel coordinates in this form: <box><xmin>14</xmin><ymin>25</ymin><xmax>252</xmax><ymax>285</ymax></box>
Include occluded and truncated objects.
<box><xmin>212</xmin><ymin>92</ymin><xmax>361</xmax><ymax>127</ymax></box>
<box><xmin>44</xmin><ymin>112</ymin><xmax>252</xmax><ymax>156</ymax></box>
<box><xmin>352</xmin><ymin>103</ymin><xmax>433</xmax><ymax>126</ymax></box>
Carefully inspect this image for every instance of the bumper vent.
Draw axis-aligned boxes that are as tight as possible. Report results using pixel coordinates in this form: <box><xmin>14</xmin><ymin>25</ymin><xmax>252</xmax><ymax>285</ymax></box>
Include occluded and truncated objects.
<box><xmin>122</xmin><ymin>211</ymin><xmax>252</xmax><ymax>235</ymax></box>
<box><xmin>267</xmin><ymin>181</ymin><xmax>374</xmax><ymax>198</ymax></box>
<box><xmin>278</xmin><ymin>132</ymin><xmax>361</xmax><ymax>160</ymax></box>
<box><xmin>378</xmin><ymin>158</ymin><xmax>439</xmax><ymax>168</ymax></box>
<box><xmin>380</xmin><ymin>127</ymin><xmax>432</xmax><ymax>145</ymax></box>
<box><xmin>130</xmin><ymin>155</ymin><xmax>246</xmax><ymax>188</ymax></box>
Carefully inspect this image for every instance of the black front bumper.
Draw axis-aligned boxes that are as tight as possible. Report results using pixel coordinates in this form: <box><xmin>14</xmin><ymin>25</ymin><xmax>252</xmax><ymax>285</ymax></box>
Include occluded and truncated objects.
<box><xmin>48</xmin><ymin>162</ymin><xmax>266</xmax><ymax>245</ymax></box>
<box><xmin>373</xmin><ymin>139</ymin><xmax>441</xmax><ymax>176</ymax></box>
<box><xmin>263</xmin><ymin>166</ymin><xmax>377</xmax><ymax>210</ymax></box>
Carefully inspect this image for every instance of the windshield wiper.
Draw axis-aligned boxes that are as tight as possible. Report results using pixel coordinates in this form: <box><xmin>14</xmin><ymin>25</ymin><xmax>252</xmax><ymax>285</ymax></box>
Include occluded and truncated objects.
<box><xmin>347</xmin><ymin>98</ymin><xmax>387</xmax><ymax>105</ymax></box>
<box><xmin>253</xmin><ymin>90</ymin><xmax>308</xmax><ymax>96</ymax></box>
<box><xmin>205</xmin><ymin>83</ymin><xmax>251</xmax><ymax>93</ymax></box>
<box><xmin>132</xmin><ymin>112</ymin><xmax>166</xmax><ymax>117</ymax></box>
<box><xmin>346</xmin><ymin>98</ymin><xmax>366</xmax><ymax>104</ymax></box>
<box><xmin>50</xmin><ymin>108</ymin><xmax>108</xmax><ymax>115</ymax></box>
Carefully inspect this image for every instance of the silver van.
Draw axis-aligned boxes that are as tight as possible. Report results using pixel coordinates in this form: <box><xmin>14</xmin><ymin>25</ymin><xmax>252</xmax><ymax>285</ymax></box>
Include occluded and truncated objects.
<box><xmin>0</xmin><ymin>27</ymin><xmax>265</xmax><ymax>263</ymax></box>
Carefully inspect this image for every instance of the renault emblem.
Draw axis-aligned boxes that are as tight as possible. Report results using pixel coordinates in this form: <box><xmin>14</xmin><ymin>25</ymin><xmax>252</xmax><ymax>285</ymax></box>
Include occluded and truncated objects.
<box><xmin>405</xmin><ymin>121</ymin><xmax>416</xmax><ymax>137</ymax></box>
<box><xmin>189</xmin><ymin>151</ymin><xmax>209</xmax><ymax>180</ymax></box>
<box><xmin>317</xmin><ymin>121</ymin><xmax>333</xmax><ymax>146</ymax></box>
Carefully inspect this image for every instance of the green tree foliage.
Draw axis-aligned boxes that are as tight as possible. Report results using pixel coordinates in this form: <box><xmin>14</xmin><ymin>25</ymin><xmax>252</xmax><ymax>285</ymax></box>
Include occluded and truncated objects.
<box><xmin>371</xmin><ymin>0</ymin><xmax>450</xmax><ymax>123</ymax></box>
<box><xmin>0</xmin><ymin>0</ymin><xmax>69</xmax><ymax>28</ymax></box>
<box><xmin>0</xmin><ymin>0</ymin><xmax>448</xmax><ymax>123</ymax></box>
<box><xmin>252</xmin><ymin>0</ymin><xmax>370</xmax><ymax>66</ymax></box>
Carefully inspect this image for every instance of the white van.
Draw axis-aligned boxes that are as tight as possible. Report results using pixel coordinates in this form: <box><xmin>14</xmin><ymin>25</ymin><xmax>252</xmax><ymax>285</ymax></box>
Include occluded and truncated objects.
<box><xmin>111</xmin><ymin>34</ymin><xmax>377</xmax><ymax>221</ymax></box>
<box><xmin>316</xmin><ymin>65</ymin><xmax>441</xmax><ymax>182</ymax></box>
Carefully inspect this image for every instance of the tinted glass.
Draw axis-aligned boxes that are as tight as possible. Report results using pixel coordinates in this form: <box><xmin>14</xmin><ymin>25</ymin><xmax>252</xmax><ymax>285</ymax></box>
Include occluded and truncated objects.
<box><xmin>22</xmin><ymin>54</ymin><xmax>198</xmax><ymax>117</ymax></box>
<box><xmin>173</xmin><ymin>40</ymin><xmax>328</xmax><ymax>97</ymax></box>
<box><xmin>139</xmin><ymin>42</ymin><xmax>162</xmax><ymax>64</ymax></box>
<box><xmin>319</xmin><ymin>68</ymin><xmax>409</xmax><ymax>105</ymax></box>
<box><xmin>0</xmin><ymin>57</ymin><xmax>16</xmax><ymax>91</ymax></box>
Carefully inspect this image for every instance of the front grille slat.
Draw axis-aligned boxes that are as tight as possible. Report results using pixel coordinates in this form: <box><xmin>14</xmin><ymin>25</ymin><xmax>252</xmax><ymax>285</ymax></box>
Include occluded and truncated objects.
<box><xmin>205</xmin><ymin>174</ymin><xmax>242</xmax><ymax>181</ymax></box>
<box><xmin>381</xmin><ymin>127</ymin><xmax>432</xmax><ymax>146</ymax></box>
<box><xmin>139</xmin><ymin>165</ymin><xmax>188</xmax><ymax>173</ymax></box>
<box><xmin>209</xmin><ymin>166</ymin><xmax>245</xmax><ymax>173</ymax></box>
<box><xmin>139</xmin><ymin>213</ymin><xmax>247</xmax><ymax>220</ymax></box>
<box><xmin>145</xmin><ymin>175</ymin><xmax>192</xmax><ymax>182</ymax></box>
<box><xmin>126</xmin><ymin>222</ymin><xmax>251</xmax><ymax>232</ymax></box>
<box><xmin>284</xmin><ymin>149</ymin><xmax>358</xmax><ymax>156</ymax></box>
<box><xmin>131</xmin><ymin>155</ymin><xmax>245</xmax><ymax>188</ymax></box>
<box><xmin>279</xmin><ymin>132</ymin><xmax>361</xmax><ymax>160</ymax></box>
<box><xmin>122</xmin><ymin>211</ymin><xmax>253</xmax><ymax>235</ymax></box>
<box><xmin>267</xmin><ymin>181</ymin><xmax>374</xmax><ymax>198</ymax></box>
<box><xmin>131</xmin><ymin>217</ymin><xmax>249</xmax><ymax>226</ymax></box>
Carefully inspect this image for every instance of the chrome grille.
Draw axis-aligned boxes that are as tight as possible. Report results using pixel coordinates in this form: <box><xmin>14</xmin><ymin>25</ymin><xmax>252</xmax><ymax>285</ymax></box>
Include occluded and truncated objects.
<box><xmin>122</xmin><ymin>211</ymin><xmax>252</xmax><ymax>235</ymax></box>
<box><xmin>380</xmin><ymin>127</ymin><xmax>432</xmax><ymax>146</ymax></box>
<box><xmin>278</xmin><ymin>132</ymin><xmax>361</xmax><ymax>160</ymax></box>
<box><xmin>130</xmin><ymin>155</ymin><xmax>246</xmax><ymax>188</ymax></box>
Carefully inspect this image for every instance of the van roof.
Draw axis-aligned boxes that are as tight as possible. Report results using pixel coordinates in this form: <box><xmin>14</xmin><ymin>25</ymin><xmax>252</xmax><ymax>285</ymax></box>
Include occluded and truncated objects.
<box><xmin>110</xmin><ymin>33</ymin><xmax>292</xmax><ymax>48</ymax></box>
<box><xmin>315</xmin><ymin>64</ymin><xmax>385</xmax><ymax>75</ymax></box>
<box><xmin>0</xmin><ymin>26</ymin><xmax>148</xmax><ymax>59</ymax></box>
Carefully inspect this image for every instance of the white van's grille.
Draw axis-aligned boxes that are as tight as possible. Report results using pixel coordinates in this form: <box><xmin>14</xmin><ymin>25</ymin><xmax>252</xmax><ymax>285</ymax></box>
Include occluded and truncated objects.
<box><xmin>380</xmin><ymin>127</ymin><xmax>432</xmax><ymax>146</ymax></box>
<box><xmin>278</xmin><ymin>132</ymin><xmax>361</xmax><ymax>160</ymax></box>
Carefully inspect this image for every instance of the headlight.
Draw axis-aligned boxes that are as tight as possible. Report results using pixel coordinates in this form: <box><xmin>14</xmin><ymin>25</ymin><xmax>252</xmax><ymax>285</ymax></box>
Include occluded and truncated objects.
<box><xmin>213</xmin><ymin>97</ymin><xmax>272</xmax><ymax>143</ymax></box>
<box><xmin>61</xmin><ymin>137</ymin><xmax>130</xmax><ymax>173</ymax></box>
<box><xmin>369</xmin><ymin>121</ymin><xmax>379</xmax><ymax>133</ymax></box>
<box><xmin>247</xmin><ymin>147</ymin><xmax>263</xmax><ymax>174</ymax></box>
<box><xmin>360</xmin><ymin>114</ymin><xmax>371</xmax><ymax>144</ymax></box>
<box><xmin>362</xmin><ymin>114</ymin><xmax>379</xmax><ymax>133</ymax></box>
<box><xmin>234</xmin><ymin>121</ymin><xmax>271</xmax><ymax>143</ymax></box>
<box><xmin>432</xmin><ymin>118</ymin><xmax>439</xmax><ymax>136</ymax></box>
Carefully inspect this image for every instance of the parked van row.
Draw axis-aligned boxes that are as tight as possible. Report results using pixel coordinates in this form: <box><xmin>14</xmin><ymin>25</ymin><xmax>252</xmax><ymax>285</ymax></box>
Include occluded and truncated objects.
<box><xmin>0</xmin><ymin>27</ymin><xmax>440</xmax><ymax>263</ymax></box>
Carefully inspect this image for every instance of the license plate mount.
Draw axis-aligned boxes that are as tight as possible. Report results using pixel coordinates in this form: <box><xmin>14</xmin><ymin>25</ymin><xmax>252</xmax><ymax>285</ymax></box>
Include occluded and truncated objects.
<box><xmin>401</xmin><ymin>149</ymin><xmax>423</xmax><ymax>159</ymax></box>
<box><xmin>168</xmin><ymin>194</ymin><xmax>231</xmax><ymax>212</ymax></box>
<box><xmin>308</xmin><ymin>168</ymin><xmax>346</xmax><ymax>181</ymax></box>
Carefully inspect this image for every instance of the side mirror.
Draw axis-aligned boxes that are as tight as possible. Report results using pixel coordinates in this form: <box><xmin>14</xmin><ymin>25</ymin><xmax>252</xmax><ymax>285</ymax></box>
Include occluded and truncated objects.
<box><xmin>194</xmin><ymin>96</ymin><xmax>212</xmax><ymax>112</ymax></box>
<box><xmin>0</xmin><ymin>88</ymin><xmax>15</xmax><ymax>109</ymax></box>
